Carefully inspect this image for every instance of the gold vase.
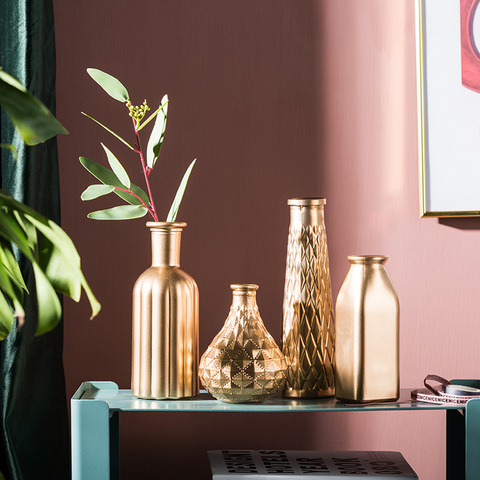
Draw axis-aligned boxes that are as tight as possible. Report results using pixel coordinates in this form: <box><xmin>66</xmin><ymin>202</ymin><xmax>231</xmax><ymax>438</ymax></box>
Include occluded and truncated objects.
<box><xmin>131</xmin><ymin>222</ymin><xmax>199</xmax><ymax>399</ymax></box>
<box><xmin>335</xmin><ymin>255</ymin><xmax>399</xmax><ymax>403</ymax></box>
<box><xmin>282</xmin><ymin>198</ymin><xmax>335</xmax><ymax>398</ymax></box>
<box><xmin>199</xmin><ymin>284</ymin><xmax>287</xmax><ymax>404</ymax></box>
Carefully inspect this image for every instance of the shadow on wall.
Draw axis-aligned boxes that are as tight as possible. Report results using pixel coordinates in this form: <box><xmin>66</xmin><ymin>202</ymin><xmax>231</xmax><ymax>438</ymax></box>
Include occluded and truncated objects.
<box><xmin>54</xmin><ymin>0</ymin><xmax>326</xmax><ymax>479</ymax></box>
<box><xmin>439</xmin><ymin>217</ymin><xmax>480</xmax><ymax>229</ymax></box>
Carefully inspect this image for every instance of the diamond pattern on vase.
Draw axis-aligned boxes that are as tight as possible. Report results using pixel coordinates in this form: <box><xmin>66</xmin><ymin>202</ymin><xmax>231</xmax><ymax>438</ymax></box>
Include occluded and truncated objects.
<box><xmin>282</xmin><ymin>201</ymin><xmax>335</xmax><ymax>398</ymax></box>
<box><xmin>199</xmin><ymin>285</ymin><xmax>287</xmax><ymax>404</ymax></box>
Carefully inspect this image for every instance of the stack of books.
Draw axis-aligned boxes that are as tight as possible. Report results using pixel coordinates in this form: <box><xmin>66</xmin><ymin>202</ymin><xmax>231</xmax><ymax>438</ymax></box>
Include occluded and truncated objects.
<box><xmin>208</xmin><ymin>450</ymin><xmax>418</xmax><ymax>479</ymax></box>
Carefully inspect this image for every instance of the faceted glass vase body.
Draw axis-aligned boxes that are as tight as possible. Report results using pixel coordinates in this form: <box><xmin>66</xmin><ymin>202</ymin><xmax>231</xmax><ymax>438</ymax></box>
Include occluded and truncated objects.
<box><xmin>335</xmin><ymin>255</ymin><xmax>399</xmax><ymax>403</ymax></box>
<box><xmin>131</xmin><ymin>222</ymin><xmax>199</xmax><ymax>400</ymax></box>
<box><xmin>199</xmin><ymin>284</ymin><xmax>287</xmax><ymax>404</ymax></box>
<box><xmin>282</xmin><ymin>198</ymin><xmax>335</xmax><ymax>398</ymax></box>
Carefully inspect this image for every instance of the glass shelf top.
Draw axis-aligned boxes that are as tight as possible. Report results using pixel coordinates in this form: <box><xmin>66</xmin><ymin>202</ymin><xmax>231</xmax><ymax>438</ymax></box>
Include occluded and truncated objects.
<box><xmin>73</xmin><ymin>382</ymin><xmax>464</xmax><ymax>413</ymax></box>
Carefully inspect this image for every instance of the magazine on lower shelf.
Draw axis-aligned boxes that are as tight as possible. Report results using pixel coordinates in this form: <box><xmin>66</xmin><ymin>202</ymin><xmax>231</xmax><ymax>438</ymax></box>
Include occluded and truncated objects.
<box><xmin>208</xmin><ymin>450</ymin><xmax>418</xmax><ymax>479</ymax></box>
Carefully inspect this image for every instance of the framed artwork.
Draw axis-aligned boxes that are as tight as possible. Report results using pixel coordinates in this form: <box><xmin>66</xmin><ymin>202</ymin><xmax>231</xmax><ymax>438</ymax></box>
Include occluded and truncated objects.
<box><xmin>417</xmin><ymin>0</ymin><xmax>480</xmax><ymax>216</ymax></box>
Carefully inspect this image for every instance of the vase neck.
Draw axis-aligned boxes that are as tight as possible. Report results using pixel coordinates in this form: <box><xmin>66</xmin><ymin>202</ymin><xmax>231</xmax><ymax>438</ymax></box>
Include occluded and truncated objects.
<box><xmin>288</xmin><ymin>198</ymin><xmax>326</xmax><ymax>226</ymax></box>
<box><xmin>348</xmin><ymin>255</ymin><xmax>387</xmax><ymax>267</ymax></box>
<box><xmin>230</xmin><ymin>284</ymin><xmax>259</xmax><ymax>309</ymax></box>
<box><xmin>148</xmin><ymin>222</ymin><xmax>186</xmax><ymax>267</ymax></box>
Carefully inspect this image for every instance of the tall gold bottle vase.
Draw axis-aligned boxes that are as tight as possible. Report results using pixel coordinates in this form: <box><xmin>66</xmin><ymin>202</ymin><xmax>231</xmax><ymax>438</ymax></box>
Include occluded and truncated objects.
<box><xmin>131</xmin><ymin>222</ymin><xmax>199</xmax><ymax>399</ymax></box>
<box><xmin>282</xmin><ymin>198</ymin><xmax>335</xmax><ymax>398</ymax></box>
<box><xmin>335</xmin><ymin>255</ymin><xmax>399</xmax><ymax>403</ymax></box>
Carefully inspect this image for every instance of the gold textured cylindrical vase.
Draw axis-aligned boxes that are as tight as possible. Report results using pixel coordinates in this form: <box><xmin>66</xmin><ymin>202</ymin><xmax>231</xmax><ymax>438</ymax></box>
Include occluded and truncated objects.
<box><xmin>131</xmin><ymin>222</ymin><xmax>199</xmax><ymax>399</ymax></box>
<box><xmin>282</xmin><ymin>198</ymin><xmax>335</xmax><ymax>398</ymax></box>
<box><xmin>335</xmin><ymin>255</ymin><xmax>399</xmax><ymax>403</ymax></box>
<box><xmin>199</xmin><ymin>284</ymin><xmax>287</xmax><ymax>404</ymax></box>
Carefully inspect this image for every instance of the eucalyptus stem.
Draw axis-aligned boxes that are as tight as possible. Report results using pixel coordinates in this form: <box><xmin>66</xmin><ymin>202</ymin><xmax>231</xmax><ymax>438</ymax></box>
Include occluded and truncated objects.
<box><xmin>132</xmin><ymin>117</ymin><xmax>158</xmax><ymax>222</ymax></box>
<box><xmin>113</xmin><ymin>186</ymin><xmax>155</xmax><ymax>218</ymax></box>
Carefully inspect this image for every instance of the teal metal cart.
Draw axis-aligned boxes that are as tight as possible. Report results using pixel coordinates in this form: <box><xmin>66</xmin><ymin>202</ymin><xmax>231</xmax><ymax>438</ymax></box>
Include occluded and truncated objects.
<box><xmin>71</xmin><ymin>380</ymin><xmax>480</xmax><ymax>479</ymax></box>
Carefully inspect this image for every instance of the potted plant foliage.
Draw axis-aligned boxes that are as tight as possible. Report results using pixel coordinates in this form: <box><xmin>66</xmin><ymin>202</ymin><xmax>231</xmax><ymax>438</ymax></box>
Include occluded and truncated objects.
<box><xmin>0</xmin><ymin>68</ymin><xmax>100</xmax><ymax>338</ymax></box>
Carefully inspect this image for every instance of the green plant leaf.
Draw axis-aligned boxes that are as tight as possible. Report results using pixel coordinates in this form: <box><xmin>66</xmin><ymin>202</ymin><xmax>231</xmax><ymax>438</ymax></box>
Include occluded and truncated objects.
<box><xmin>81</xmin><ymin>184</ymin><xmax>115</xmax><ymax>201</ymax></box>
<box><xmin>81</xmin><ymin>112</ymin><xmax>134</xmax><ymax>150</ymax></box>
<box><xmin>26</xmin><ymin>215</ymin><xmax>80</xmax><ymax>268</ymax></box>
<box><xmin>0</xmin><ymin>210</ymin><xmax>33</xmax><ymax>261</ymax></box>
<box><xmin>26</xmin><ymin>215</ymin><xmax>101</xmax><ymax>320</ymax></box>
<box><xmin>88</xmin><ymin>205</ymin><xmax>148</xmax><ymax>220</ymax></box>
<box><xmin>0</xmin><ymin>243</ymin><xmax>27</xmax><ymax>292</ymax></box>
<box><xmin>32</xmin><ymin>262</ymin><xmax>62</xmax><ymax>336</ymax></box>
<box><xmin>166</xmin><ymin>159</ymin><xmax>196</xmax><ymax>222</ymax></box>
<box><xmin>79</xmin><ymin>157</ymin><xmax>150</xmax><ymax>205</ymax></box>
<box><xmin>0</xmin><ymin>256</ymin><xmax>24</xmax><ymax>322</ymax></box>
<box><xmin>101</xmin><ymin>144</ymin><xmax>130</xmax><ymax>189</ymax></box>
<box><xmin>87</xmin><ymin>68</ymin><xmax>129</xmax><ymax>102</ymax></box>
<box><xmin>146</xmin><ymin>95</ymin><xmax>168</xmax><ymax>169</ymax></box>
<box><xmin>0</xmin><ymin>143</ymin><xmax>17</xmax><ymax>159</ymax></box>
<box><xmin>0</xmin><ymin>293</ymin><xmax>14</xmax><ymax>340</ymax></box>
<box><xmin>0</xmin><ymin>258</ymin><xmax>19</xmax><ymax>303</ymax></box>
<box><xmin>0</xmin><ymin>70</ymin><xmax>68</xmax><ymax>145</ymax></box>
<box><xmin>38</xmin><ymin>236</ymin><xmax>82</xmax><ymax>301</ymax></box>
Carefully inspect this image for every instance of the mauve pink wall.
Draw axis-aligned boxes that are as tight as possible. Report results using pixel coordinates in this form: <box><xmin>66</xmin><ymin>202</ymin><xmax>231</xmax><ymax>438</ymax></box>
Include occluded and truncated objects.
<box><xmin>52</xmin><ymin>1</ymin><xmax>476</xmax><ymax>478</ymax></box>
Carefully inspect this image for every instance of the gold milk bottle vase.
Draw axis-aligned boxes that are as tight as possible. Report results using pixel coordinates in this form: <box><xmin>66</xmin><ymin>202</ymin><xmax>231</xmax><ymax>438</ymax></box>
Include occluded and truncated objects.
<box><xmin>282</xmin><ymin>198</ymin><xmax>335</xmax><ymax>398</ymax></box>
<box><xmin>131</xmin><ymin>222</ymin><xmax>199</xmax><ymax>399</ymax></box>
<box><xmin>199</xmin><ymin>284</ymin><xmax>287</xmax><ymax>404</ymax></box>
<box><xmin>335</xmin><ymin>255</ymin><xmax>399</xmax><ymax>403</ymax></box>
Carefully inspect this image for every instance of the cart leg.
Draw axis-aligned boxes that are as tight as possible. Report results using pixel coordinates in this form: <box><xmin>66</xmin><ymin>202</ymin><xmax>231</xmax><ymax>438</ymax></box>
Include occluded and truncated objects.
<box><xmin>465</xmin><ymin>398</ymin><xmax>480</xmax><ymax>480</ymax></box>
<box><xmin>71</xmin><ymin>397</ymin><xmax>112</xmax><ymax>480</ymax></box>
<box><xmin>446</xmin><ymin>409</ymin><xmax>465</xmax><ymax>480</ymax></box>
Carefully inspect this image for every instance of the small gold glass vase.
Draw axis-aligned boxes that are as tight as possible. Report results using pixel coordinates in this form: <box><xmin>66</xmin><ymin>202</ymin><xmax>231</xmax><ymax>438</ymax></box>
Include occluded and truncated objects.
<box><xmin>131</xmin><ymin>222</ymin><xmax>199</xmax><ymax>400</ymax></box>
<box><xmin>282</xmin><ymin>198</ymin><xmax>335</xmax><ymax>398</ymax></box>
<box><xmin>199</xmin><ymin>284</ymin><xmax>287</xmax><ymax>404</ymax></box>
<box><xmin>335</xmin><ymin>255</ymin><xmax>399</xmax><ymax>403</ymax></box>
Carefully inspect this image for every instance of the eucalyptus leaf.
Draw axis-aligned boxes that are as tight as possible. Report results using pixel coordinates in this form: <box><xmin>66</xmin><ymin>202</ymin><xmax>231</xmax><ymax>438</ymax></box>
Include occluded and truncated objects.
<box><xmin>166</xmin><ymin>159</ymin><xmax>196</xmax><ymax>222</ymax></box>
<box><xmin>146</xmin><ymin>95</ymin><xmax>168</xmax><ymax>169</ymax></box>
<box><xmin>87</xmin><ymin>68</ymin><xmax>129</xmax><ymax>102</ymax></box>
<box><xmin>79</xmin><ymin>157</ymin><xmax>150</xmax><ymax>205</ymax></box>
<box><xmin>82</xmin><ymin>112</ymin><xmax>134</xmax><ymax>150</ymax></box>
<box><xmin>81</xmin><ymin>184</ymin><xmax>115</xmax><ymax>201</ymax></box>
<box><xmin>137</xmin><ymin>96</ymin><xmax>168</xmax><ymax>131</ymax></box>
<box><xmin>32</xmin><ymin>262</ymin><xmax>62</xmax><ymax>336</ymax></box>
<box><xmin>101</xmin><ymin>144</ymin><xmax>130</xmax><ymax>189</ymax></box>
<box><xmin>0</xmin><ymin>70</ymin><xmax>68</xmax><ymax>145</ymax></box>
<box><xmin>88</xmin><ymin>205</ymin><xmax>148</xmax><ymax>220</ymax></box>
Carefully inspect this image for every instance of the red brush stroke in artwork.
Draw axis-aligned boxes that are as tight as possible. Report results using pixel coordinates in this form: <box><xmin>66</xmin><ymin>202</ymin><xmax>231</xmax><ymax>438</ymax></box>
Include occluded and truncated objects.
<box><xmin>461</xmin><ymin>0</ymin><xmax>480</xmax><ymax>92</ymax></box>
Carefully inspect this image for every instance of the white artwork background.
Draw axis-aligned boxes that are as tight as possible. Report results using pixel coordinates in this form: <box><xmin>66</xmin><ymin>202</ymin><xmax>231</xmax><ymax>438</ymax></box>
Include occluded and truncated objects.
<box><xmin>424</xmin><ymin>0</ymin><xmax>480</xmax><ymax>212</ymax></box>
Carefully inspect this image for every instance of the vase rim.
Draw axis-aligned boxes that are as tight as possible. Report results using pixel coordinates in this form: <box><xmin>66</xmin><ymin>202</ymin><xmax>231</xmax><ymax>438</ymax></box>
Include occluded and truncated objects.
<box><xmin>230</xmin><ymin>284</ymin><xmax>259</xmax><ymax>291</ymax></box>
<box><xmin>348</xmin><ymin>255</ymin><xmax>388</xmax><ymax>265</ymax></box>
<box><xmin>146</xmin><ymin>221</ymin><xmax>187</xmax><ymax>230</ymax></box>
<box><xmin>288</xmin><ymin>198</ymin><xmax>326</xmax><ymax>206</ymax></box>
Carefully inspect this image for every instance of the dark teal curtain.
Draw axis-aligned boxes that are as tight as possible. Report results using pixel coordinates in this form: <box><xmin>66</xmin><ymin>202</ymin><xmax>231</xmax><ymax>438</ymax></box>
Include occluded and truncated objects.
<box><xmin>0</xmin><ymin>1</ymin><xmax>69</xmax><ymax>479</ymax></box>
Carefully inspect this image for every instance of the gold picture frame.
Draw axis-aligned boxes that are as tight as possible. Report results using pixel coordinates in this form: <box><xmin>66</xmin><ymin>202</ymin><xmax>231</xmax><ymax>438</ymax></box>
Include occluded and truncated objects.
<box><xmin>416</xmin><ymin>0</ymin><xmax>480</xmax><ymax>217</ymax></box>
